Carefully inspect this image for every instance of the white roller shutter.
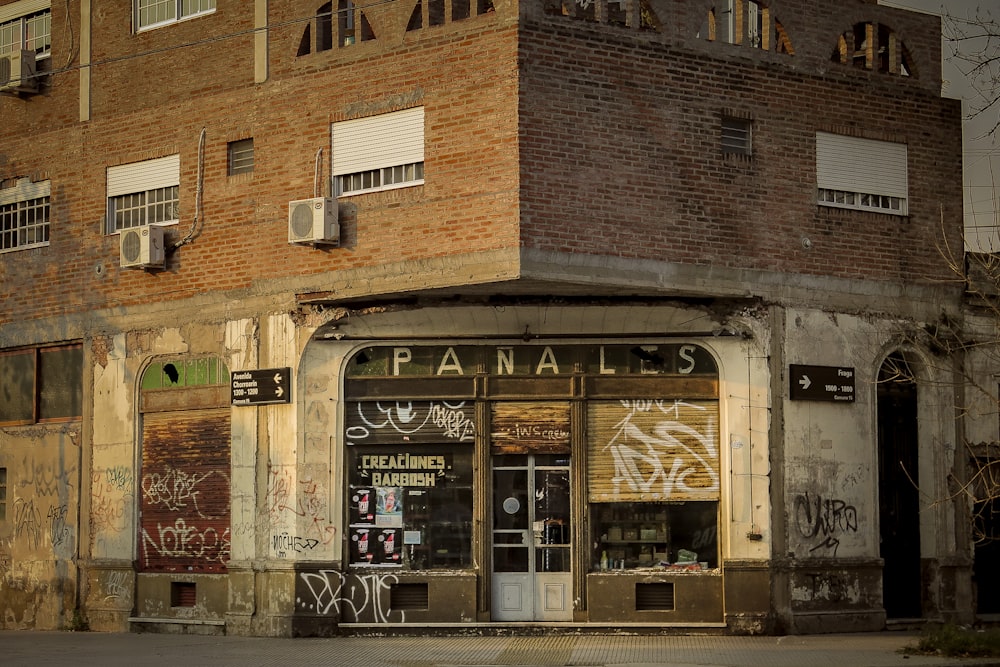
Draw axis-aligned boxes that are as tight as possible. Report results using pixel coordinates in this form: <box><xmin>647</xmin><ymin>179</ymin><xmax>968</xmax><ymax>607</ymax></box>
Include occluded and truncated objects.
<box><xmin>0</xmin><ymin>0</ymin><xmax>50</xmax><ymax>24</ymax></box>
<box><xmin>816</xmin><ymin>132</ymin><xmax>908</xmax><ymax>199</ymax></box>
<box><xmin>331</xmin><ymin>107</ymin><xmax>424</xmax><ymax>176</ymax></box>
<box><xmin>107</xmin><ymin>155</ymin><xmax>180</xmax><ymax>197</ymax></box>
<box><xmin>0</xmin><ymin>178</ymin><xmax>49</xmax><ymax>205</ymax></box>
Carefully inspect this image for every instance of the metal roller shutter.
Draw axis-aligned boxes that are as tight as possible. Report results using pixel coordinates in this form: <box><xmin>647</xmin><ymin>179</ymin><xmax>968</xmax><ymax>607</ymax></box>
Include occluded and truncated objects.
<box><xmin>586</xmin><ymin>399</ymin><xmax>720</xmax><ymax>503</ymax></box>
<box><xmin>138</xmin><ymin>408</ymin><xmax>231</xmax><ymax>573</ymax></box>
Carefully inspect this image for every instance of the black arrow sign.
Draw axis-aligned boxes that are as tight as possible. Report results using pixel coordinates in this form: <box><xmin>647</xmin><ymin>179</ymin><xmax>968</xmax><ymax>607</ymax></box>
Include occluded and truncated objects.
<box><xmin>231</xmin><ymin>367</ymin><xmax>292</xmax><ymax>406</ymax></box>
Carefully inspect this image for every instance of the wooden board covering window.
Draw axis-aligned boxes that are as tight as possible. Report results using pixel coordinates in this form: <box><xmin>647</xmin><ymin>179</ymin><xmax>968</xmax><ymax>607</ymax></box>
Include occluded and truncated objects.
<box><xmin>587</xmin><ymin>399</ymin><xmax>719</xmax><ymax>502</ymax></box>
<box><xmin>491</xmin><ymin>401</ymin><xmax>571</xmax><ymax>455</ymax></box>
<box><xmin>139</xmin><ymin>408</ymin><xmax>231</xmax><ymax>573</ymax></box>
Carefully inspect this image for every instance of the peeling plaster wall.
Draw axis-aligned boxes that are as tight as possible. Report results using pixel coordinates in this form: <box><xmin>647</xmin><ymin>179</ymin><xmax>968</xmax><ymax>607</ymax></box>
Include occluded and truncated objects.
<box><xmin>0</xmin><ymin>426</ymin><xmax>81</xmax><ymax>630</ymax></box>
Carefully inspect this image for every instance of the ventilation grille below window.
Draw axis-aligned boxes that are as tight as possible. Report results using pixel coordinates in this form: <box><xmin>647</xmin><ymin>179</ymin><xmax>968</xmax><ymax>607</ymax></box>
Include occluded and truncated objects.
<box><xmin>390</xmin><ymin>582</ymin><xmax>429</xmax><ymax>610</ymax></box>
<box><xmin>171</xmin><ymin>582</ymin><xmax>197</xmax><ymax>607</ymax></box>
<box><xmin>635</xmin><ymin>582</ymin><xmax>675</xmax><ymax>611</ymax></box>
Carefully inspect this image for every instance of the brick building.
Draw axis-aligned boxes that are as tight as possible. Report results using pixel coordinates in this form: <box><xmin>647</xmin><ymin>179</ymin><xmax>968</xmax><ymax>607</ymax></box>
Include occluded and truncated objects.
<box><xmin>0</xmin><ymin>0</ymin><xmax>976</xmax><ymax>635</ymax></box>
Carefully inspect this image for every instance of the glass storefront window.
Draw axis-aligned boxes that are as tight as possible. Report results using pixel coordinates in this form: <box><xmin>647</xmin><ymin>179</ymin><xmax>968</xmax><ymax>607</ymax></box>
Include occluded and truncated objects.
<box><xmin>347</xmin><ymin>444</ymin><xmax>473</xmax><ymax>569</ymax></box>
<box><xmin>591</xmin><ymin>501</ymin><xmax>718</xmax><ymax>572</ymax></box>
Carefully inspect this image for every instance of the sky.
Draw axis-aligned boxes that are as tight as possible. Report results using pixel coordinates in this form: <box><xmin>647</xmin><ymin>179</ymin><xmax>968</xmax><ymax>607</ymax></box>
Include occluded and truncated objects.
<box><xmin>880</xmin><ymin>0</ymin><xmax>999</xmax><ymax>250</ymax></box>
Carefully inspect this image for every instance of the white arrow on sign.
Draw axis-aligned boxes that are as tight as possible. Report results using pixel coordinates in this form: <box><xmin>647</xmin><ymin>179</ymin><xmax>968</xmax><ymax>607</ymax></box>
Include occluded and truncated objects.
<box><xmin>799</xmin><ymin>375</ymin><xmax>812</xmax><ymax>390</ymax></box>
<box><xmin>275</xmin><ymin>386</ymin><xmax>284</xmax><ymax>398</ymax></box>
<box><xmin>273</xmin><ymin>372</ymin><xmax>283</xmax><ymax>384</ymax></box>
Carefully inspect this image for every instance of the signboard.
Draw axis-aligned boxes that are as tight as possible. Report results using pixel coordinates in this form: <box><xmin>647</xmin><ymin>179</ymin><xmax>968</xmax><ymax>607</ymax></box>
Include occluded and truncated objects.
<box><xmin>789</xmin><ymin>364</ymin><xmax>855</xmax><ymax>402</ymax></box>
<box><xmin>231</xmin><ymin>367</ymin><xmax>291</xmax><ymax>406</ymax></box>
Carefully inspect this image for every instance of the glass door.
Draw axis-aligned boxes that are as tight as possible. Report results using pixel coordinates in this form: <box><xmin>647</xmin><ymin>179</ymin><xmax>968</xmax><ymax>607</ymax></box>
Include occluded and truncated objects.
<box><xmin>491</xmin><ymin>453</ymin><xmax>572</xmax><ymax>621</ymax></box>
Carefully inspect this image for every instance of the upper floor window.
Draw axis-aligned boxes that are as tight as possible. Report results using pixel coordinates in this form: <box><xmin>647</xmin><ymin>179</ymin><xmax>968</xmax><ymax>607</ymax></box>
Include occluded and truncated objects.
<box><xmin>106</xmin><ymin>155</ymin><xmax>180</xmax><ymax>233</ymax></box>
<box><xmin>0</xmin><ymin>0</ymin><xmax>51</xmax><ymax>58</ymax></box>
<box><xmin>541</xmin><ymin>0</ymin><xmax>661</xmax><ymax>32</ymax></box>
<box><xmin>721</xmin><ymin>116</ymin><xmax>752</xmax><ymax>157</ymax></box>
<box><xmin>333</xmin><ymin>107</ymin><xmax>425</xmax><ymax>196</ymax></box>
<box><xmin>0</xmin><ymin>343</ymin><xmax>83</xmax><ymax>426</ymax></box>
<box><xmin>228</xmin><ymin>138</ymin><xmax>254</xmax><ymax>176</ymax></box>
<box><xmin>816</xmin><ymin>132</ymin><xmax>908</xmax><ymax>216</ymax></box>
<box><xmin>704</xmin><ymin>1</ymin><xmax>792</xmax><ymax>54</ymax></box>
<box><xmin>135</xmin><ymin>0</ymin><xmax>215</xmax><ymax>32</ymax></box>
<box><xmin>0</xmin><ymin>177</ymin><xmax>50</xmax><ymax>253</ymax></box>
<box><xmin>832</xmin><ymin>22</ymin><xmax>914</xmax><ymax>77</ymax></box>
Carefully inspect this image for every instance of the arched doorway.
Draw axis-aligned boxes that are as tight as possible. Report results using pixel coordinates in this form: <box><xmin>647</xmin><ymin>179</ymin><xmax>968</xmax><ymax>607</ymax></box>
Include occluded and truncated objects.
<box><xmin>876</xmin><ymin>352</ymin><xmax>922</xmax><ymax>619</ymax></box>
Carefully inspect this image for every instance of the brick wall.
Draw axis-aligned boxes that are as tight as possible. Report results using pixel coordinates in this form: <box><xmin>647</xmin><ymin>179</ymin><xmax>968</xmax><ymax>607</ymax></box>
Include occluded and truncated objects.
<box><xmin>0</xmin><ymin>0</ymin><xmax>964</xmax><ymax>327</ymax></box>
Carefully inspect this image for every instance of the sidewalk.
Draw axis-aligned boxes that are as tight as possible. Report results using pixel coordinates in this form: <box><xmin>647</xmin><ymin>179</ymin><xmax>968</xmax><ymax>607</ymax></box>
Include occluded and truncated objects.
<box><xmin>3</xmin><ymin>630</ymin><xmax>1000</xmax><ymax>667</ymax></box>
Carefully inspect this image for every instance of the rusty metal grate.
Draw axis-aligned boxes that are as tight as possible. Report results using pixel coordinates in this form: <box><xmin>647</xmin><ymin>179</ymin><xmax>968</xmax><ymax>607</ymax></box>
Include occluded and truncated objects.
<box><xmin>171</xmin><ymin>582</ymin><xmax>197</xmax><ymax>608</ymax></box>
<box><xmin>635</xmin><ymin>582</ymin><xmax>674</xmax><ymax>611</ymax></box>
<box><xmin>389</xmin><ymin>582</ymin><xmax>429</xmax><ymax>610</ymax></box>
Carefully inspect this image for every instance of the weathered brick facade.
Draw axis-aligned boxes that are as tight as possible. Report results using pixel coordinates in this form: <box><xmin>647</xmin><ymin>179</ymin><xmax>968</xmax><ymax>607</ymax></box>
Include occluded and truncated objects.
<box><xmin>0</xmin><ymin>0</ymin><xmax>973</xmax><ymax>636</ymax></box>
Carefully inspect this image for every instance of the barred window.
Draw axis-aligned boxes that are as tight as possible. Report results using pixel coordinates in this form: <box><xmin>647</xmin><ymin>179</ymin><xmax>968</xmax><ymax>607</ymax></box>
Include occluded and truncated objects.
<box><xmin>0</xmin><ymin>196</ymin><xmax>49</xmax><ymax>252</ymax></box>
<box><xmin>227</xmin><ymin>138</ymin><xmax>254</xmax><ymax>176</ymax></box>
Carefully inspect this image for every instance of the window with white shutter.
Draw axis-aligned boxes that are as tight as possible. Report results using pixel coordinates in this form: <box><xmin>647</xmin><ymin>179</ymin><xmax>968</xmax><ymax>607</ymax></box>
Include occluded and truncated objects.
<box><xmin>106</xmin><ymin>155</ymin><xmax>180</xmax><ymax>233</ymax></box>
<box><xmin>816</xmin><ymin>132</ymin><xmax>908</xmax><ymax>215</ymax></box>
<box><xmin>332</xmin><ymin>107</ymin><xmax>425</xmax><ymax>196</ymax></box>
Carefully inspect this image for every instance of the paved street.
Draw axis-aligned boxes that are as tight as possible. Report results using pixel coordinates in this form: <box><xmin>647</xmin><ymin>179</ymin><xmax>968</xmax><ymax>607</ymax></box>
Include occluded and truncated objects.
<box><xmin>2</xmin><ymin>630</ymin><xmax>1000</xmax><ymax>667</ymax></box>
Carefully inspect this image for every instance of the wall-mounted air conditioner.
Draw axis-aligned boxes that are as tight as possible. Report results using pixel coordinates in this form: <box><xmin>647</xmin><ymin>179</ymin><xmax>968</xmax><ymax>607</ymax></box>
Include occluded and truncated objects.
<box><xmin>120</xmin><ymin>225</ymin><xmax>166</xmax><ymax>269</ymax></box>
<box><xmin>0</xmin><ymin>50</ymin><xmax>37</xmax><ymax>93</ymax></box>
<box><xmin>288</xmin><ymin>197</ymin><xmax>339</xmax><ymax>246</ymax></box>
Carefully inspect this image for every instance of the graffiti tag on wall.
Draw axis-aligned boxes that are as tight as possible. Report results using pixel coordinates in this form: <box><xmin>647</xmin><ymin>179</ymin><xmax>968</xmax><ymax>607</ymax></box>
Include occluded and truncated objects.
<box><xmin>296</xmin><ymin>570</ymin><xmax>404</xmax><ymax>623</ymax></box>
<box><xmin>587</xmin><ymin>399</ymin><xmax>720</xmax><ymax>501</ymax></box>
<box><xmin>793</xmin><ymin>492</ymin><xmax>859</xmax><ymax>556</ymax></box>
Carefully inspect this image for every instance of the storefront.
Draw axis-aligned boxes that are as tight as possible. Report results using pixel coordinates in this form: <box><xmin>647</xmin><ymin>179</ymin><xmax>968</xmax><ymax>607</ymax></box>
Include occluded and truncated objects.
<box><xmin>338</xmin><ymin>341</ymin><xmax>725</xmax><ymax>624</ymax></box>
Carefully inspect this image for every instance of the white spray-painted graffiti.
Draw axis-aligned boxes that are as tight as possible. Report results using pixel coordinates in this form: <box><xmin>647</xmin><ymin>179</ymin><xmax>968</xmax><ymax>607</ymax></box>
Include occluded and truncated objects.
<box><xmin>102</xmin><ymin>570</ymin><xmax>132</xmax><ymax>603</ymax></box>
<box><xmin>297</xmin><ymin>570</ymin><xmax>404</xmax><ymax>623</ymax></box>
<box><xmin>793</xmin><ymin>492</ymin><xmax>859</xmax><ymax>556</ymax></box>
<box><xmin>141</xmin><ymin>466</ymin><xmax>225</xmax><ymax>517</ymax></box>
<box><xmin>140</xmin><ymin>518</ymin><xmax>231</xmax><ymax>567</ymax></box>
<box><xmin>591</xmin><ymin>399</ymin><xmax>719</xmax><ymax>501</ymax></box>
<box><xmin>346</xmin><ymin>401</ymin><xmax>475</xmax><ymax>444</ymax></box>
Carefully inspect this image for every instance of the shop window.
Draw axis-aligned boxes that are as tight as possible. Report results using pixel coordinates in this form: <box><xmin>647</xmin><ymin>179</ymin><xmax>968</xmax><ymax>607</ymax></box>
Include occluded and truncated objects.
<box><xmin>587</xmin><ymin>398</ymin><xmax>720</xmax><ymax>572</ymax></box>
<box><xmin>0</xmin><ymin>343</ymin><xmax>83</xmax><ymax>425</ymax></box>
<box><xmin>347</xmin><ymin>437</ymin><xmax>474</xmax><ymax>570</ymax></box>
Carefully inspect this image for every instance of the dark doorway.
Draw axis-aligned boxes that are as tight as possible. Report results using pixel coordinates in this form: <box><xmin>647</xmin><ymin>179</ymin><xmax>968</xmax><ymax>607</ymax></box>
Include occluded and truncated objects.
<box><xmin>973</xmin><ymin>459</ymin><xmax>1000</xmax><ymax>614</ymax></box>
<box><xmin>877</xmin><ymin>353</ymin><xmax>922</xmax><ymax>619</ymax></box>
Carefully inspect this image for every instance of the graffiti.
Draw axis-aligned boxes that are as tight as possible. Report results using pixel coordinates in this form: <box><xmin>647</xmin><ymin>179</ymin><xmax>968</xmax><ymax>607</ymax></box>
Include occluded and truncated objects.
<box><xmin>794</xmin><ymin>492</ymin><xmax>859</xmax><ymax>556</ymax></box>
<box><xmin>141</xmin><ymin>467</ymin><xmax>225</xmax><ymax>518</ymax></box>
<box><xmin>266</xmin><ymin>469</ymin><xmax>337</xmax><ymax>547</ymax></box>
<box><xmin>19</xmin><ymin>461</ymin><xmax>76</xmax><ymax>498</ymax></box>
<box><xmin>297</xmin><ymin>570</ymin><xmax>404</xmax><ymax>622</ymax></box>
<box><xmin>105</xmin><ymin>466</ymin><xmax>133</xmax><ymax>491</ymax></box>
<box><xmin>47</xmin><ymin>504</ymin><xmax>70</xmax><ymax>548</ymax></box>
<box><xmin>140</xmin><ymin>519</ymin><xmax>231</xmax><ymax>567</ymax></box>
<box><xmin>91</xmin><ymin>469</ymin><xmax>132</xmax><ymax>534</ymax></box>
<box><xmin>346</xmin><ymin>401</ymin><xmax>475</xmax><ymax>444</ymax></box>
<box><xmin>596</xmin><ymin>399</ymin><xmax>719</xmax><ymax>500</ymax></box>
<box><xmin>13</xmin><ymin>498</ymin><xmax>42</xmax><ymax>550</ymax></box>
<box><xmin>803</xmin><ymin>572</ymin><xmax>857</xmax><ymax>602</ymax></box>
<box><xmin>103</xmin><ymin>571</ymin><xmax>132</xmax><ymax>602</ymax></box>
<box><xmin>691</xmin><ymin>525</ymin><xmax>718</xmax><ymax>552</ymax></box>
<box><xmin>272</xmin><ymin>532</ymin><xmax>320</xmax><ymax>557</ymax></box>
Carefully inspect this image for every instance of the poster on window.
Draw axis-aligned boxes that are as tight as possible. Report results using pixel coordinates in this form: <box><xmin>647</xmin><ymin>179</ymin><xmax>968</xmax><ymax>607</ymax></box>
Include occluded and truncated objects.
<box><xmin>375</xmin><ymin>486</ymin><xmax>404</xmax><ymax>527</ymax></box>
<box><xmin>350</xmin><ymin>527</ymin><xmax>376</xmax><ymax>566</ymax></box>
<box><xmin>351</xmin><ymin>487</ymin><xmax>375</xmax><ymax>525</ymax></box>
<box><xmin>379</xmin><ymin>527</ymin><xmax>403</xmax><ymax>564</ymax></box>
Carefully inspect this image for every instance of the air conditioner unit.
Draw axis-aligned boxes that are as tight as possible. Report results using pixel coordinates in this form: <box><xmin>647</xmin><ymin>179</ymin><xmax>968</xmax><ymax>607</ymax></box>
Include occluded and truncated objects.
<box><xmin>288</xmin><ymin>197</ymin><xmax>339</xmax><ymax>246</ymax></box>
<box><xmin>120</xmin><ymin>225</ymin><xmax>166</xmax><ymax>269</ymax></box>
<box><xmin>0</xmin><ymin>50</ymin><xmax>37</xmax><ymax>93</ymax></box>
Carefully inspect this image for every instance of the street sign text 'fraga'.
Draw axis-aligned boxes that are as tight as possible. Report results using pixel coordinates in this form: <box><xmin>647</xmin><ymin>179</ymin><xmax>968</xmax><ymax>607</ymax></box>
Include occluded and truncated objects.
<box><xmin>789</xmin><ymin>364</ymin><xmax>855</xmax><ymax>402</ymax></box>
<box><xmin>232</xmin><ymin>367</ymin><xmax>291</xmax><ymax>406</ymax></box>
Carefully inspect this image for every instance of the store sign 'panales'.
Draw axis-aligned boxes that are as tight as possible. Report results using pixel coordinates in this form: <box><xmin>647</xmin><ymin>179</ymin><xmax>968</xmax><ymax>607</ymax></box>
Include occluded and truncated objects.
<box><xmin>357</xmin><ymin>453</ymin><xmax>451</xmax><ymax>487</ymax></box>
<box><xmin>348</xmin><ymin>343</ymin><xmax>718</xmax><ymax>378</ymax></box>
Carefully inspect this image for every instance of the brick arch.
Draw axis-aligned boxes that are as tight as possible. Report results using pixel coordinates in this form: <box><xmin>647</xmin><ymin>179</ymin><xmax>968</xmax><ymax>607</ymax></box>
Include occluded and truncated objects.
<box><xmin>831</xmin><ymin>21</ymin><xmax>916</xmax><ymax>77</ymax></box>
